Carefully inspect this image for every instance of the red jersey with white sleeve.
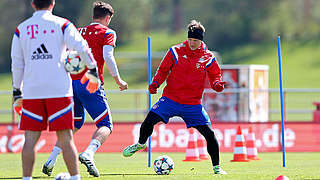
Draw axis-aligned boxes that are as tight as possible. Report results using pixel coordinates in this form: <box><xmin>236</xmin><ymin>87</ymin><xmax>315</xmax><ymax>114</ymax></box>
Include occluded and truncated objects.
<box><xmin>11</xmin><ymin>10</ymin><xmax>96</xmax><ymax>99</ymax></box>
<box><xmin>71</xmin><ymin>23</ymin><xmax>116</xmax><ymax>84</ymax></box>
<box><xmin>152</xmin><ymin>40</ymin><xmax>222</xmax><ymax>105</ymax></box>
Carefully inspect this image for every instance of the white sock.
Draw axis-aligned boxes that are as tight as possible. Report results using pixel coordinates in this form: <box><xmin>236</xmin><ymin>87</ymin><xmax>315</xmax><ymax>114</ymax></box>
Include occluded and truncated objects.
<box><xmin>85</xmin><ymin>139</ymin><xmax>101</xmax><ymax>157</ymax></box>
<box><xmin>23</xmin><ymin>177</ymin><xmax>32</xmax><ymax>180</ymax></box>
<box><xmin>47</xmin><ymin>146</ymin><xmax>62</xmax><ymax>167</ymax></box>
<box><xmin>70</xmin><ymin>174</ymin><xmax>81</xmax><ymax>180</ymax></box>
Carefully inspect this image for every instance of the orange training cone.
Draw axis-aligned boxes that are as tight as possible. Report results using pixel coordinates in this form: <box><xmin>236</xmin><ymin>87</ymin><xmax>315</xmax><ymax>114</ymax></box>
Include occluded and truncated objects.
<box><xmin>183</xmin><ymin>128</ymin><xmax>201</xmax><ymax>161</ymax></box>
<box><xmin>197</xmin><ymin>132</ymin><xmax>209</xmax><ymax>160</ymax></box>
<box><xmin>246</xmin><ymin>126</ymin><xmax>260</xmax><ymax>160</ymax></box>
<box><xmin>231</xmin><ymin>126</ymin><xmax>250</xmax><ymax>162</ymax></box>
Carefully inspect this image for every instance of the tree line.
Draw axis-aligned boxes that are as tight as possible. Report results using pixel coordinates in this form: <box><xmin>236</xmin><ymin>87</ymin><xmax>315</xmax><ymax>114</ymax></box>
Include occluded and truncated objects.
<box><xmin>0</xmin><ymin>0</ymin><xmax>319</xmax><ymax>73</ymax></box>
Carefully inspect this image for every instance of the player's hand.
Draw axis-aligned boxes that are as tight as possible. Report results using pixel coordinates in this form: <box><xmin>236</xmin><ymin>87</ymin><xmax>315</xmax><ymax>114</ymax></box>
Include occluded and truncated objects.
<box><xmin>148</xmin><ymin>81</ymin><xmax>159</xmax><ymax>94</ymax></box>
<box><xmin>80</xmin><ymin>68</ymin><xmax>100</xmax><ymax>93</ymax></box>
<box><xmin>117</xmin><ymin>79</ymin><xmax>128</xmax><ymax>91</ymax></box>
<box><xmin>13</xmin><ymin>88</ymin><xmax>22</xmax><ymax>116</ymax></box>
<box><xmin>113</xmin><ymin>76</ymin><xmax>128</xmax><ymax>91</ymax></box>
<box><xmin>212</xmin><ymin>81</ymin><xmax>227</xmax><ymax>92</ymax></box>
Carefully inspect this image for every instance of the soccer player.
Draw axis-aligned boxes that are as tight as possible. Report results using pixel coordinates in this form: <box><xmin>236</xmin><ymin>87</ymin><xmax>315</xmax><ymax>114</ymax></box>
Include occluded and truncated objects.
<box><xmin>42</xmin><ymin>1</ymin><xmax>128</xmax><ymax>177</ymax></box>
<box><xmin>11</xmin><ymin>0</ymin><xmax>100</xmax><ymax>179</ymax></box>
<box><xmin>123</xmin><ymin>20</ymin><xmax>227</xmax><ymax>174</ymax></box>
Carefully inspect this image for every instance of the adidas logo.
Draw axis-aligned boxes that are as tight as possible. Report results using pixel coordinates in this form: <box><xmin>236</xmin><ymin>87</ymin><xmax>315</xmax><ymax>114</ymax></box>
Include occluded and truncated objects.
<box><xmin>31</xmin><ymin>44</ymin><xmax>53</xmax><ymax>60</ymax></box>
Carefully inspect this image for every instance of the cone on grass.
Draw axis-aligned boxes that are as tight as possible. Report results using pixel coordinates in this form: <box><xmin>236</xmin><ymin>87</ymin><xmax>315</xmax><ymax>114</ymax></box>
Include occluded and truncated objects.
<box><xmin>183</xmin><ymin>128</ymin><xmax>201</xmax><ymax>161</ymax></box>
<box><xmin>275</xmin><ymin>175</ymin><xmax>290</xmax><ymax>180</ymax></box>
<box><xmin>197</xmin><ymin>132</ymin><xmax>209</xmax><ymax>160</ymax></box>
<box><xmin>246</xmin><ymin>126</ymin><xmax>260</xmax><ymax>160</ymax></box>
<box><xmin>231</xmin><ymin>126</ymin><xmax>250</xmax><ymax>162</ymax></box>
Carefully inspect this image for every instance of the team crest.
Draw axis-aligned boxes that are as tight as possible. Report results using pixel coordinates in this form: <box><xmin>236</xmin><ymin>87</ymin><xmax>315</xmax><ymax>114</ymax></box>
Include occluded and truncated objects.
<box><xmin>196</xmin><ymin>63</ymin><xmax>205</xmax><ymax>69</ymax></box>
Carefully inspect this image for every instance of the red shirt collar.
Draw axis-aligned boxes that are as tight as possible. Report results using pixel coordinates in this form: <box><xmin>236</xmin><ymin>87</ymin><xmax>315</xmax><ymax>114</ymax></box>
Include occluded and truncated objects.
<box><xmin>183</xmin><ymin>40</ymin><xmax>205</xmax><ymax>54</ymax></box>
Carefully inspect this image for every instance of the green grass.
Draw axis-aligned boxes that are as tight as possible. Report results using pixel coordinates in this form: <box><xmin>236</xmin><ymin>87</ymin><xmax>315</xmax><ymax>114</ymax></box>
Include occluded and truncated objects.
<box><xmin>0</xmin><ymin>152</ymin><xmax>319</xmax><ymax>179</ymax></box>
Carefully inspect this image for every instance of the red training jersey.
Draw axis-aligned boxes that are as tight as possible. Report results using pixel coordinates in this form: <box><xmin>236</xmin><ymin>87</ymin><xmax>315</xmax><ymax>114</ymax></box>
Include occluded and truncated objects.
<box><xmin>71</xmin><ymin>23</ymin><xmax>116</xmax><ymax>84</ymax></box>
<box><xmin>152</xmin><ymin>40</ymin><xmax>222</xmax><ymax>105</ymax></box>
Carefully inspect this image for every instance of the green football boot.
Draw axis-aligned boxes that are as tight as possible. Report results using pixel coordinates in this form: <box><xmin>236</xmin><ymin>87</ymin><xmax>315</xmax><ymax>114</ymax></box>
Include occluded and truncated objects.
<box><xmin>213</xmin><ymin>165</ymin><xmax>227</xmax><ymax>174</ymax></box>
<box><xmin>122</xmin><ymin>143</ymin><xmax>146</xmax><ymax>157</ymax></box>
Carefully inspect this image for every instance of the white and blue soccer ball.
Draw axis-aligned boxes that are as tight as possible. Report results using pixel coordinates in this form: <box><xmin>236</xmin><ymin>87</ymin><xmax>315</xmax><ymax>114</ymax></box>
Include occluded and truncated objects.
<box><xmin>153</xmin><ymin>155</ymin><xmax>174</xmax><ymax>175</ymax></box>
<box><xmin>54</xmin><ymin>172</ymin><xmax>70</xmax><ymax>180</ymax></box>
<box><xmin>64</xmin><ymin>51</ymin><xmax>86</xmax><ymax>74</ymax></box>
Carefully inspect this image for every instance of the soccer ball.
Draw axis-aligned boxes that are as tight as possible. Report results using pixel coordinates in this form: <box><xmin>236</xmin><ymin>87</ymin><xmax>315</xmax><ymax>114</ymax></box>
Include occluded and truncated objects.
<box><xmin>64</xmin><ymin>51</ymin><xmax>86</xmax><ymax>74</ymax></box>
<box><xmin>153</xmin><ymin>155</ymin><xmax>174</xmax><ymax>175</ymax></box>
<box><xmin>54</xmin><ymin>172</ymin><xmax>70</xmax><ymax>180</ymax></box>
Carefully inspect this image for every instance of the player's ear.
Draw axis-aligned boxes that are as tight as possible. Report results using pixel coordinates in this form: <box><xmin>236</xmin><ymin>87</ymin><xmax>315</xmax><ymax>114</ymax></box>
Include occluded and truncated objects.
<box><xmin>49</xmin><ymin>0</ymin><xmax>55</xmax><ymax>11</ymax></box>
<box><xmin>31</xmin><ymin>1</ymin><xmax>37</xmax><ymax>10</ymax></box>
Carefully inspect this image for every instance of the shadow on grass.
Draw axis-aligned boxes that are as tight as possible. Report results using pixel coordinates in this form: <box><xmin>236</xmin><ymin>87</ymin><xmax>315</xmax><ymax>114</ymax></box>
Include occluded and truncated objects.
<box><xmin>101</xmin><ymin>173</ymin><xmax>157</xmax><ymax>176</ymax></box>
<box><xmin>0</xmin><ymin>177</ymin><xmax>51</xmax><ymax>179</ymax></box>
<box><xmin>0</xmin><ymin>174</ymin><xmax>157</xmax><ymax>179</ymax></box>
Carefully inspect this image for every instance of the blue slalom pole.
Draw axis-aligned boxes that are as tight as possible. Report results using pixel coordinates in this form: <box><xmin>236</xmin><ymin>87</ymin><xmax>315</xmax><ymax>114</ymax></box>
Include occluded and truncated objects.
<box><xmin>147</xmin><ymin>37</ymin><xmax>152</xmax><ymax>168</ymax></box>
<box><xmin>277</xmin><ymin>35</ymin><xmax>286</xmax><ymax>167</ymax></box>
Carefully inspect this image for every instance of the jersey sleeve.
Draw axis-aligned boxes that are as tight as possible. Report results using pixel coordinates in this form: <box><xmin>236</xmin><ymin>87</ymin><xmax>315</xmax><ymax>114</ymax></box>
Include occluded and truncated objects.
<box><xmin>103</xmin><ymin>45</ymin><xmax>119</xmax><ymax>77</ymax></box>
<box><xmin>152</xmin><ymin>49</ymin><xmax>175</xmax><ymax>86</ymax></box>
<box><xmin>11</xmin><ymin>27</ymin><xmax>25</xmax><ymax>89</ymax></box>
<box><xmin>103</xmin><ymin>30</ymin><xmax>116</xmax><ymax>47</ymax></box>
<box><xmin>206</xmin><ymin>57</ymin><xmax>222</xmax><ymax>88</ymax></box>
<box><xmin>62</xmin><ymin>21</ymin><xmax>97</xmax><ymax>69</ymax></box>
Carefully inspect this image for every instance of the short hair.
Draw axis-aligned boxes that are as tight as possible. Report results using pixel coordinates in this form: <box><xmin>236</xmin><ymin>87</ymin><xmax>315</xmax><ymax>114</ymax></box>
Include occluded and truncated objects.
<box><xmin>93</xmin><ymin>1</ymin><xmax>114</xmax><ymax>19</ymax></box>
<box><xmin>187</xmin><ymin>20</ymin><xmax>205</xmax><ymax>33</ymax></box>
<box><xmin>32</xmin><ymin>0</ymin><xmax>54</xmax><ymax>9</ymax></box>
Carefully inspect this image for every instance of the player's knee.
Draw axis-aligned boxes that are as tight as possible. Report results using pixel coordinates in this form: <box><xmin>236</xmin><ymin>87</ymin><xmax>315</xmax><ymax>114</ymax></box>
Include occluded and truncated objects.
<box><xmin>195</xmin><ymin>125</ymin><xmax>215</xmax><ymax>139</ymax></box>
<box><xmin>56</xmin><ymin>129</ymin><xmax>73</xmax><ymax>142</ymax></box>
<box><xmin>144</xmin><ymin>111</ymin><xmax>163</xmax><ymax>126</ymax></box>
<box><xmin>97</xmin><ymin>125</ymin><xmax>112</xmax><ymax>134</ymax></box>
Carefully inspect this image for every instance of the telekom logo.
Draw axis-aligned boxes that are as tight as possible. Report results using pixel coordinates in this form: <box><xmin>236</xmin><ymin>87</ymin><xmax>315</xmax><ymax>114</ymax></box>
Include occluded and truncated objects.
<box><xmin>27</xmin><ymin>24</ymin><xmax>39</xmax><ymax>39</ymax></box>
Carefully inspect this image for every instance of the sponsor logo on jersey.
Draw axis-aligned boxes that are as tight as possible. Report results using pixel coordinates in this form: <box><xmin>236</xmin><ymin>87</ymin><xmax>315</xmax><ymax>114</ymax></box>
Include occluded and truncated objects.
<box><xmin>31</xmin><ymin>44</ymin><xmax>53</xmax><ymax>60</ymax></box>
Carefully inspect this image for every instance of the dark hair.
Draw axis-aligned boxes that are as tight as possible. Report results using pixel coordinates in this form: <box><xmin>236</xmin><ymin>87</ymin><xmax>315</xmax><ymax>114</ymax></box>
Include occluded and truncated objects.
<box><xmin>93</xmin><ymin>1</ymin><xmax>114</xmax><ymax>19</ymax></box>
<box><xmin>187</xmin><ymin>20</ymin><xmax>205</xmax><ymax>32</ymax></box>
<box><xmin>187</xmin><ymin>20</ymin><xmax>205</xmax><ymax>41</ymax></box>
<box><xmin>32</xmin><ymin>0</ymin><xmax>54</xmax><ymax>9</ymax></box>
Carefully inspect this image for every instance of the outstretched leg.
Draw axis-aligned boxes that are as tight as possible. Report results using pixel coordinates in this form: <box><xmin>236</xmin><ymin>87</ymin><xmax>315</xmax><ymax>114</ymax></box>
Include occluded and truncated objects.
<box><xmin>123</xmin><ymin>111</ymin><xmax>163</xmax><ymax>157</ymax></box>
<box><xmin>79</xmin><ymin>126</ymin><xmax>111</xmax><ymax>177</ymax></box>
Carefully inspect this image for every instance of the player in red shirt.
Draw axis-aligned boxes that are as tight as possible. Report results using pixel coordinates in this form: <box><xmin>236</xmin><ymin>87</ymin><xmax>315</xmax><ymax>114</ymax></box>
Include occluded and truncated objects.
<box><xmin>123</xmin><ymin>20</ymin><xmax>227</xmax><ymax>174</ymax></box>
<box><xmin>43</xmin><ymin>1</ymin><xmax>127</xmax><ymax>177</ymax></box>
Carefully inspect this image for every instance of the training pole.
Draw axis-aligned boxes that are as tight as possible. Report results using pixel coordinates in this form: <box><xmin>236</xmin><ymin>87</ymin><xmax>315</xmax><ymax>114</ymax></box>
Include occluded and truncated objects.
<box><xmin>277</xmin><ymin>35</ymin><xmax>286</xmax><ymax>167</ymax></box>
<box><xmin>147</xmin><ymin>37</ymin><xmax>152</xmax><ymax>168</ymax></box>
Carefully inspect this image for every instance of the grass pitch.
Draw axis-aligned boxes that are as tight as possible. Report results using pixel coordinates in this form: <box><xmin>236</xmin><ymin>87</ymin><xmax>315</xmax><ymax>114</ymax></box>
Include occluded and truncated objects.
<box><xmin>0</xmin><ymin>152</ymin><xmax>319</xmax><ymax>179</ymax></box>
